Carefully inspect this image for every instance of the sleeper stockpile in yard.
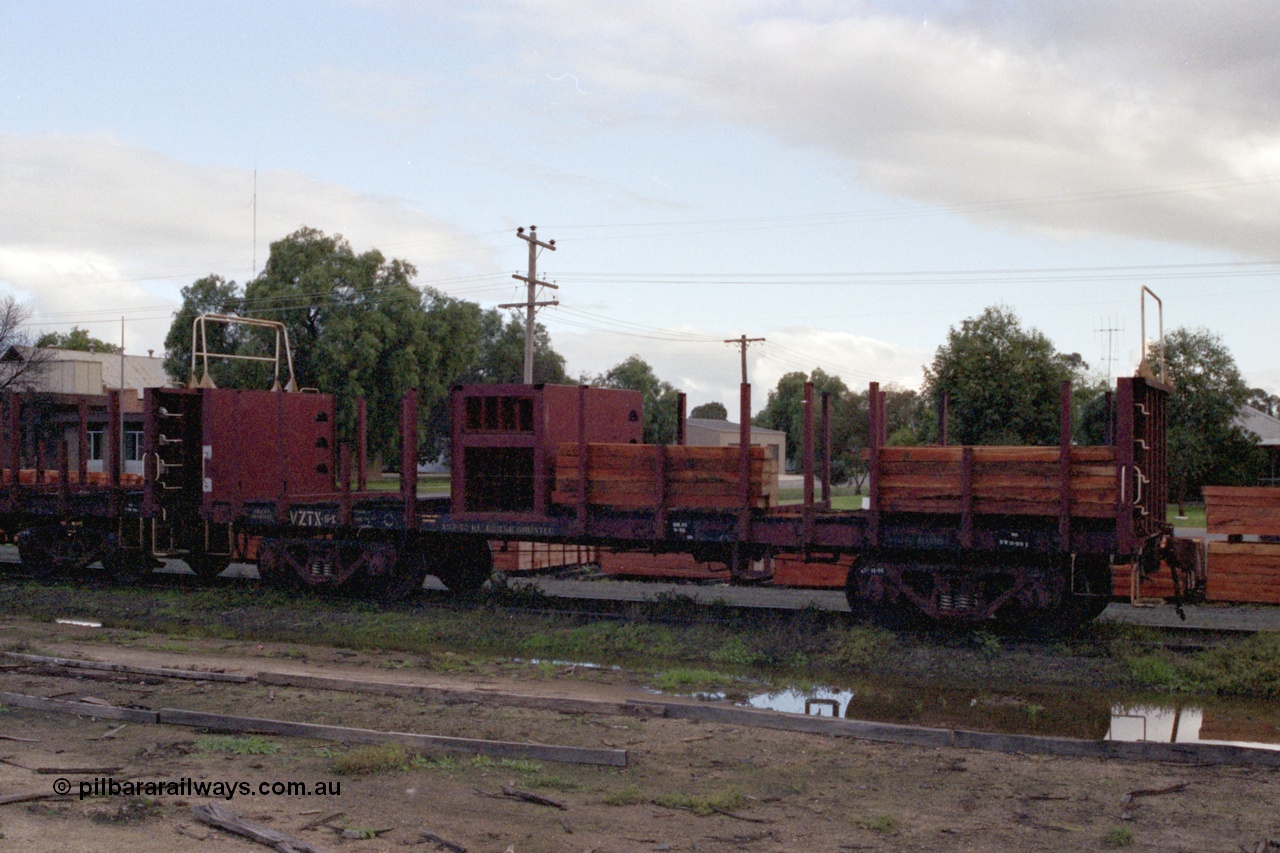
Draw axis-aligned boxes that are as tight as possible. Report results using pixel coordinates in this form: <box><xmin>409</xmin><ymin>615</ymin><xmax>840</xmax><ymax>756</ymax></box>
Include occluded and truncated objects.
<box><xmin>1204</xmin><ymin>487</ymin><xmax>1280</xmax><ymax>605</ymax></box>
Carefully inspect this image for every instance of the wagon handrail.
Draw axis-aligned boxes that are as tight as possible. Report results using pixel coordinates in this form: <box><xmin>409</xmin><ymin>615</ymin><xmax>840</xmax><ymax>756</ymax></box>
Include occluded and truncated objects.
<box><xmin>1138</xmin><ymin>286</ymin><xmax>1165</xmax><ymax>385</ymax></box>
<box><xmin>188</xmin><ymin>314</ymin><xmax>298</xmax><ymax>392</ymax></box>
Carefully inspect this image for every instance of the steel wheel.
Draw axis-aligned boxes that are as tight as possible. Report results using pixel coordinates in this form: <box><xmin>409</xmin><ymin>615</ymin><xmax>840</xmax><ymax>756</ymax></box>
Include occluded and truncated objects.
<box><xmin>431</xmin><ymin>537</ymin><xmax>493</xmax><ymax>594</ymax></box>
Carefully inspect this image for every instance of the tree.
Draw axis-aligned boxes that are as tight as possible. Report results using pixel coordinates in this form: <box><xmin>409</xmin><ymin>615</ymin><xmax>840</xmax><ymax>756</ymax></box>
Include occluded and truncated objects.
<box><xmin>689</xmin><ymin>401</ymin><xmax>728</xmax><ymax>420</ymax></box>
<box><xmin>596</xmin><ymin>355</ymin><xmax>681</xmax><ymax>444</ymax></box>
<box><xmin>753</xmin><ymin>368</ymin><xmax>860</xmax><ymax>481</ymax></box>
<box><xmin>163</xmin><ymin>274</ymin><xmax>244</xmax><ymax>384</ymax></box>
<box><xmin>922</xmin><ymin>305</ymin><xmax>1085</xmax><ymax>445</ymax></box>
<box><xmin>1248</xmin><ymin>388</ymin><xmax>1280</xmax><ymax>419</ymax></box>
<box><xmin>164</xmin><ymin>229</ymin><xmax>487</xmax><ymax>464</ymax></box>
<box><xmin>0</xmin><ymin>294</ymin><xmax>53</xmax><ymax>392</ymax></box>
<box><xmin>462</xmin><ymin>311</ymin><xmax>568</xmax><ymax>385</ymax></box>
<box><xmin>35</xmin><ymin>326</ymin><xmax>120</xmax><ymax>354</ymax></box>
<box><xmin>1160</xmin><ymin>327</ymin><xmax>1265</xmax><ymax>504</ymax></box>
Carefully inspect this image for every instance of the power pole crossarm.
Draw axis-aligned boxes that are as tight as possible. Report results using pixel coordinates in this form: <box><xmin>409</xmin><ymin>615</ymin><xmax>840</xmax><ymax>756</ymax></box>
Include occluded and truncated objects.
<box><xmin>725</xmin><ymin>335</ymin><xmax>765</xmax><ymax>385</ymax></box>
<box><xmin>511</xmin><ymin>225</ymin><xmax>558</xmax><ymax>384</ymax></box>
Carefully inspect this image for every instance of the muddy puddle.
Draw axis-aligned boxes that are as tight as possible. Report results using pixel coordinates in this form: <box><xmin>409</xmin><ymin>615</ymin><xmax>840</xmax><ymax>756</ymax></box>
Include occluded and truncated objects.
<box><xmin>737</xmin><ymin>680</ymin><xmax>1280</xmax><ymax>752</ymax></box>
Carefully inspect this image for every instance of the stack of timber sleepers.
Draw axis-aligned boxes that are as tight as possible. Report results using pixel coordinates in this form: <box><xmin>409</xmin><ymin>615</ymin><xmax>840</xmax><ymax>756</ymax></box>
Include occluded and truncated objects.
<box><xmin>1203</xmin><ymin>486</ymin><xmax>1280</xmax><ymax>604</ymax></box>
<box><xmin>1110</xmin><ymin>561</ymin><xmax>1179</xmax><ymax>599</ymax></box>
<box><xmin>1203</xmin><ymin>486</ymin><xmax>1280</xmax><ymax>536</ymax></box>
<box><xmin>877</xmin><ymin>446</ymin><xmax>1118</xmax><ymax>517</ymax></box>
<box><xmin>490</xmin><ymin>541</ymin><xmax>599</xmax><ymax>573</ymax></box>
<box><xmin>553</xmin><ymin>443</ymin><xmax>779</xmax><ymax>510</ymax></box>
<box><xmin>1</xmin><ymin>469</ymin><xmax>144</xmax><ymax>486</ymax></box>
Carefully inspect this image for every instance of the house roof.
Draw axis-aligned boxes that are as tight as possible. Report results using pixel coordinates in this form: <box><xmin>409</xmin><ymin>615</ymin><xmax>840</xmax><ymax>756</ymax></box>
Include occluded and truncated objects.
<box><xmin>3</xmin><ymin>346</ymin><xmax>172</xmax><ymax>395</ymax></box>
<box><xmin>685</xmin><ymin>417</ymin><xmax>786</xmax><ymax>437</ymax></box>
<box><xmin>1237</xmin><ymin>405</ymin><xmax>1280</xmax><ymax>447</ymax></box>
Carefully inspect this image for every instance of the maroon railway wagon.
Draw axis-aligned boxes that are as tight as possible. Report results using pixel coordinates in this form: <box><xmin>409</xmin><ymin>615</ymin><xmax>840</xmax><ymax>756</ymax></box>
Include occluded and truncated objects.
<box><xmin>0</xmin><ymin>314</ymin><xmax>1194</xmax><ymax>630</ymax></box>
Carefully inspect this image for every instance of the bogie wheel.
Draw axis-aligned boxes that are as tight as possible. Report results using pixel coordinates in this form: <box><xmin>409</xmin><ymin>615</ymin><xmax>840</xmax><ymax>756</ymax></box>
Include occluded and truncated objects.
<box><xmin>845</xmin><ymin>563</ymin><xmax>922</xmax><ymax>631</ymax></box>
<box><xmin>184</xmin><ymin>553</ymin><xmax>232</xmax><ymax>581</ymax></box>
<box><xmin>431</xmin><ymin>537</ymin><xmax>493</xmax><ymax>594</ymax></box>
<box><xmin>364</xmin><ymin>546</ymin><xmax>429</xmax><ymax>604</ymax></box>
<box><xmin>16</xmin><ymin>531</ymin><xmax>60</xmax><ymax>581</ymax></box>
<box><xmin>103</xmin><ymin>547</ymin><xmax>155</xmax><ymax>584</ymax></box>
<box><xmin>15</xmin><ymin>525</ymin><xmax>99</xmax><ymax>580</ymax></box>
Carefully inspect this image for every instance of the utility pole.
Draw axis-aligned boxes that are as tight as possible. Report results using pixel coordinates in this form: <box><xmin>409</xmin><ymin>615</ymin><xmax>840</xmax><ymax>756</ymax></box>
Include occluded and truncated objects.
<box><xmin>725</xmin><ymin>334</ymin><xmax>765</xmax><ymax>384</ymax></box>
<box><xmin>500</xmin><ymin>225</ymin><xmax>558</xmax><ymax>384</ymax></box>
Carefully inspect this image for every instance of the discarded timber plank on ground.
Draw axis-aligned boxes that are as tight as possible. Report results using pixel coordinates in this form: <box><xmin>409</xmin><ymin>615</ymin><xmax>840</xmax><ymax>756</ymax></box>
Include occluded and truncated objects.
<box><xmin>256</xmin><ymin>670</ymin><xmax>666</xmax><ymax>718</ymax></box>
<box><xmin>158</xmin><ymin>708</ymin><xmax>627</xmax><ymax>767</ymax></box>
<box><xmin>3</xmin><ymin>652</ymin><xmax>251</xmax><ymax>683</ymax></box>
<box><xmin>0</xmin><ymin>691</ymin><xmax>160</xmax><ymax>723</ymax></box>
<box><xmin>0</xmin><ymin>791</ymin><xmax>72</xmax><ymax>806</ymax></box>
<box><xmin>191</xmin><ymin>801</ymin><xmax>331</xmax><ymax>853</ymax></box>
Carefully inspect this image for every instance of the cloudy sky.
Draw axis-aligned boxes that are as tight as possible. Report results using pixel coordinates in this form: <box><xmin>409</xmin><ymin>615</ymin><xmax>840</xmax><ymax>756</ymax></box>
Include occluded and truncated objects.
<box><xmin>3</xmin><ymin>1</ymin><xmax>1278</xmax><ymax>411</ymax></box>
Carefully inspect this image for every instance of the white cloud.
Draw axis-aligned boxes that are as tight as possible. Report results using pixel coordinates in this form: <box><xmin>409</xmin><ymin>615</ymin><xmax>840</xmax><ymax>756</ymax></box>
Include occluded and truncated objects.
<box><xmin>551</xmin><ymin>321</ymin><xmax>926</xmax><ymax>415</ymax></box>
<box><xmin>0</xmin><ymin>132</ymin><xmax>492</xmax><ymax>353</ymax></box>
<box><xmin>476</xmin><ymin>1</ymin><xmax>1280</xmax><ymax>256</ymax></box>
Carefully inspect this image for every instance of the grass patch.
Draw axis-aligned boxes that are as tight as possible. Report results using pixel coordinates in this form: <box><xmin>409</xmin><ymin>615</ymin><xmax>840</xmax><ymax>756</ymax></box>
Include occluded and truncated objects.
<box><xmin>651</xmin><ymin>667</ymin><xmax>737</xmax><ymax>692</ymax></box>
<box><xmin>653</xmin><ymin>788</ymin><xmax>746</xmax><ymax>816</ymax></box>
<box><xmin>331</xmin><ymin>743</ymin><xmax>425</xmax><ymax>775</ymax></box>
<box><xmin>859</xmin><ymin>812</ymin><xmax>899</xmax><ymax>833</ymax></box>
<box><xmin>777</xmin><ymin>486</ymin><xmax>863</xmax><ymax>506</ymax></box>
<box><xmin>1166</xmin><ymin>504</ymin><xmax>1204</xmax><ymax>528</ymax></box>
<box><xmin>1182</xmin><ymin>632</ymin><xmax>1280</xmax><ymax>698</ymax></box>
<box><xmin>602</xmin><ymin>785</ymin><xmax>645</xmax><ymax>806</ymax></box>
<box><xmin>1103</xmin><ymin>825</ymin><xmax>1135</xmax><ymax>847</ymax></box>
<box><xmin>194</xmin><ymin>735</ymin><xmax>282</xmax><ymax>756</ymax></box>
<box><xmin>90</xmin><ymin>797</ymin><xmax>163</xmax><ymax>825</ymax></box>
<box><xmin>1126</xmin><ymin>655</ymin><xmax>1182</xmax><ymax>690</ymax></box>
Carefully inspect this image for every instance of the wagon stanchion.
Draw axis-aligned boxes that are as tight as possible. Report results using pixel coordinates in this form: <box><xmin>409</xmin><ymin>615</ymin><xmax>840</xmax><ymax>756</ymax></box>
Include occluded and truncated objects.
<box><xmin>803</xmin><ymin>381</ymin><xmax>815</xmax><ymax>546</ymax></box>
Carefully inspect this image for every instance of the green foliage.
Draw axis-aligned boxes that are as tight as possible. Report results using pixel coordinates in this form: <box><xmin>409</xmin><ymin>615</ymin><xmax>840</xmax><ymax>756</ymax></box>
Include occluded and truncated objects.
<box><xmin>163</xmin><ymin>274</ymin><xmax>243</xmax><ymax>384</ymax></box>
<box><xmin>753</xmin><ymin>369</ymin><xmax>920</xmax><ymax>482</ymax></box>
<box><xmin>35</xmin><ymin>326</ymin><xmax>120</xmax><ymax>354</ymax></box>
<box><xmin>1125</xmin><ymin>655</ymin><xmax>1181</xmax><ymax>690</ymax></box>
<box><xmin>689</xmin><ymin>401</ymin><xmax>728</xmax><ymax>420</ymax></box>
<box><xmin>972</xmin><ymin>630</ymin><xmax>1002</xmax><ymax>659</ymax></box>
<box><xmin>922</xmin><ymin>305</ymin><xmax>1086</xmax><ymax>445</ymax></box>
<box><xmin>602</xmin><ymin>785</ymin><xmax>645</xmax><ymax>806</ymax></box>
<box><xmin>1159</xmin><ymin>327</ymin><xmax>1264</xmax><ymax>500</ymax></box>
<box><xmin>460</xmin><ymin>311</ymin><xmax>568</xmax><ymax>385</ymax></box>
<box><xmin>831</xmin><ymin>626</ymin><xmax>897</xmax><ymax>668</ymax></box>
<box><xmin>331</xmin><ymin>743</ymin><xmax>425</xmax><ymax>775</ymax></box>
<box><xmin>709</xmin><ymin>636</ymin><xmax>761</xmax><ymax>666</ymax></box>
<box><xmin>651</xmin><ymin>667</ymin><xmax>736</xmax><ymax>692</ymax></box>
<box><xmin>1103</xmin><ymin>826</ymin><xmax>1135</xmax><ymax>847</ymax></box>
<box><xmin>595</xmin><ymin>354</ymin><xmax>681</xmax><ymax>444</ymax></box>
<box><xmin>1184</xmin><ymin>632</ymin><xmax>1280</xmax><ymax>699</ymax></box>
<box><xmin>163</xmin><ymin>228</ymin><xmax>571</xmax><ymax>465</ymax></box>
<box><xmin>195</xmin><ymin>735</ymin><xmax>283</xmax><ymax>755</ymax></box>
<box><xmin>653</xmin><ymin>788</ymin><xmax>745</xmax><ymax>816</ymax></box>
<box><xmin>859</xmin><ymin>813</ymin><xmax>899</xmax><ymax>832</ymax></box>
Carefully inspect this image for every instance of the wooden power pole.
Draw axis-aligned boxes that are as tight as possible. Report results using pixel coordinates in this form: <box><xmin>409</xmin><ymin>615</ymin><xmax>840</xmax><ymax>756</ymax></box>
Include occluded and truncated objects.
<box><xmin>725</xmin><ymin>334</ymin><xmax>765</xmax><ymax>384</ymax></box>
<box><xmin>500</xmin><ymin>225</ymin><xmax>558</xmax><ymax>384</ymax></box>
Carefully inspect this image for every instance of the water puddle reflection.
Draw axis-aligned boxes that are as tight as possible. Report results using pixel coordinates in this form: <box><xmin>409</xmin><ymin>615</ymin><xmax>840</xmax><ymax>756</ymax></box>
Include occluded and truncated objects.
<box><xmin>740</xmin><ymin>685</ymin><xmax>1280</xmax><ymax>752</ymax></box>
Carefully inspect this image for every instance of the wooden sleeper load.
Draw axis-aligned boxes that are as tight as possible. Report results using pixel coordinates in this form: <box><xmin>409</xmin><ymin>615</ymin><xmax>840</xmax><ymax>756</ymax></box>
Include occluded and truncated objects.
<box><xmin>876</xmin><ymin>446</ymin><xmax>1118</xmax><ymax>518</ymax></box>
<box><xmin>552</xmin><ymin>443</ymin><xmax>779</xmax><ymax>510</ymax></box>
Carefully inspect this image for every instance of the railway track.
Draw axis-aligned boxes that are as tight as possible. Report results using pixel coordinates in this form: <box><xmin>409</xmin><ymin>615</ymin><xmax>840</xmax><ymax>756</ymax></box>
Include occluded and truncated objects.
<box><xmin>3</xmin><ymin>543</ymin><xmax>1277</xmax><ymax>641</ymax></box>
